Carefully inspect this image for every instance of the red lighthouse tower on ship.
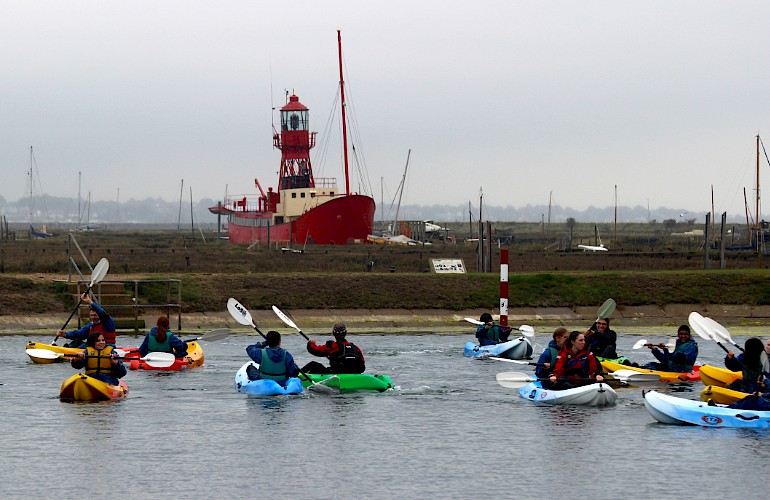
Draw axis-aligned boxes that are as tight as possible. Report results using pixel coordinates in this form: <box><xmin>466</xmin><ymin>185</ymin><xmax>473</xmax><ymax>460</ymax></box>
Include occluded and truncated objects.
<box><xmin>209</xmin><ymin>32</ymin><xmax>375</xmax><ymax>245</ymax></box>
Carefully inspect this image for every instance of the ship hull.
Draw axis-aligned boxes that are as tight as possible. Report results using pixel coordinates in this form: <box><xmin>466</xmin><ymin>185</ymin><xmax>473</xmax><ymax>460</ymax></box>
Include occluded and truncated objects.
<box><xmin>225</xmin><ymin>194</ymin><xmax>374</xmax><ymax>245</ymax></box>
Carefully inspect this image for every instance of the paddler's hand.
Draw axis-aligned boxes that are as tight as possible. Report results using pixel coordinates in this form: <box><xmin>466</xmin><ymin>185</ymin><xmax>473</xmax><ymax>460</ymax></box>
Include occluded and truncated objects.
<box><xmin>110</xmin><ymin>352</ymin><xmax>119</xmax><ymax>365</ymax></box>
<box><xmin>56</xmin><ymin>330</ymin><xmax>66</xmax><ymax>338</ymax></box>
<box><xmin>596</xmin><ymin>375</ymin><xmax>604</xmax><ymax>382</ymax></box>
<box><xmin>74</xmin><ymin>351</ymin><xmax>85</xmax><ymax>359</ymax></box>
<box><xmin>549</xmin><ymin>375</ymin><xmax>557</xmax><ymax>383</ymax></box>
<box><xmin>657</xmin><ymin>342</ymin><xmax>668</xmax><ymax>350</ymax></box>
<box><xmin>543</xmin><ymin>362</ymin><xmax>551</xmax><ymax>369</ymax></box>
<box><xmin>81</xmin><ymin>293</ymin><xmax>93</xmax><ymax>305</ymax></box>
<box><xmin>727</xmin><ymin>351</ymin><xmax>735</xmax><ymax>359</ymax></box>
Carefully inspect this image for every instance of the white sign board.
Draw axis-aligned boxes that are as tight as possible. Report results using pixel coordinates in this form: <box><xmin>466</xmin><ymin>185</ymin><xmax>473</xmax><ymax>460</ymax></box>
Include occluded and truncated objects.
<box><xmin>431</xmin><ymin>258</ymin><xmax>466</xmax><ymax>274</ymax></box>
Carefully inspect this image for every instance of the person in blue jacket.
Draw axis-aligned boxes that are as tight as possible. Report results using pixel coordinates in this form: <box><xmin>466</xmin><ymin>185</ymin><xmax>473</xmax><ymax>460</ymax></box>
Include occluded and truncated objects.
<box><xmin>643</xmin><ymin>324</ymin><xmax>698</xmax><ymax>372</ymax></box>
<box><xmin>70</xmin><ymin>332</ymin><xmax>127</xmax><ymax>385</ymax></box>
<box><xmin>724</xmin><ymin>337</ymin><xmax>770</xmax><ymax>394</ymax></box>
<box><xmin>535</xmin><ymin>327</ymin><xmax>569</xmax><ymax>380</ymax></box>
<box><xmin>56</xmin><ymin>293</ymin><xmax>117</xmax><ymax>347</ymax></box>
<box><xmin>245</xmin><ymin>331</ymin><xmax>301</xmax><ymax>386</ymax></box>
<box><xmin>475</xmin><ymin>312</ymin><xmax>512</xmax><ymax>346</ymax></box>
<box><xmin>138</xmin><ymin>315</ymin><xmax>187</xmax><ymax>358</ymax></box>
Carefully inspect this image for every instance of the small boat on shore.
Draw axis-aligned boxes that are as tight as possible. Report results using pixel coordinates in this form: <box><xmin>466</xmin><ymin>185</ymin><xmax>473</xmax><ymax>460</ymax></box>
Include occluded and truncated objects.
<box><xmin>59</xmin><ymin>373</ymin><xmax>128</xmax><ymax>402</ymax></box>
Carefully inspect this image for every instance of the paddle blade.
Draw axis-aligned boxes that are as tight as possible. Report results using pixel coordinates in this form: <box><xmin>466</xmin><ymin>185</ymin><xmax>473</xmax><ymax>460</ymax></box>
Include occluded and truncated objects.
<box><xmin>688</xmin><ymin>312</ymin><xmax>714</xmax><ymax>341</ymax></box>
<box><xmin>140</xmin><ymin>352</ymin><xmax>177</xmax><ymax>368</ymax></box>
<box><xmin>632</xmin><ymin>339</ymin><xmax>649</xmax><ymax>349</ymax></box>
<box><xmin>227</xmin><ymin>298</ymin><xmax>255</xmax><ymax>327</ymax></box>
<box><xmin>704</xmin><ymin>317</ymin><xmax>735</xmax><ymax>344</ymax></box>
<box><xmin>518</xmin><ymin>325</ymin><xmax>535</xmax><ymax>337</ymax></box>
<box><xmin>90</xmin><ymin>258</ymin><xmax>110</xmax><ymax>286</ymax></box>
<box><xmin>272</xmin><ymin>305</ymin><xmax>300</xmax><ymax>331</ymax></box>
<box><xmin>489</xmin><ymin>357</ymin><xmax>531</xmax><ymax>365</ymax></box>
<box><xmin>596</xmin><ymin>298</ymin><xmax>616</xmax><ymax>320</ymax></box>
<box><xmin>25</xmin><ymin>348</ymin><xmax>62</xmax><ymax>360</ymax></box>
<box><xmin>464</xmin><ymin>317</ymin><xmax>483</xmax><ymax>325</ymax></box>
<box><xmin>198</xmin><ymin>328</ymin><xmax>231</xmax><ymax>342</ymax></box>
<box><xmin>495</xmin><ymin>371</ymin><xmax>534</xmax><ymax>389</ymax></box>
<box><xmin>307</xmin><ymin>375</ymin><xmax>340</xmax><ymax>394</ymax></box>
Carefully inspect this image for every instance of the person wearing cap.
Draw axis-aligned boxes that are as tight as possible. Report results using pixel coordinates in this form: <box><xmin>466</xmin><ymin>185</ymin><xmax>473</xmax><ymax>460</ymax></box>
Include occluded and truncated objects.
<box><xmin>642</xmin><ymin>324</ymin><xmax>698</xmax><ymax>372</ymax></box>
<box><xmin>475</xmin><ymin>312</ymin><xmax>512</xmax><ymax>346</ymax></box>
<box><xmin>303</xmin><ymin>322</ymin><xmax>366</xmax><ymax>374</ymax></box>
<box><xmin>585</xmin><ymin>317</ymin><xmax>618</xmax><ymax>359</ymax></box>
<box><xmin>245</xmin><ymin>330</ymin><xmax>301</xmax><ymax>385</ymax></box>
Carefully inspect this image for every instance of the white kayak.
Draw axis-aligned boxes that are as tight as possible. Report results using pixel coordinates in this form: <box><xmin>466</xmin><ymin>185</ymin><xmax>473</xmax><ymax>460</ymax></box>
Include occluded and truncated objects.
<box><xmin>464</xmin><ymin>337</ymin><xmax>533</xmax><ymax>360</ymax></box>
<box><xmin>518</xmin><ymin>380</ymin><xmax>617</xmax><ymax>406</ymax></box>
<box><xmin>643</xmin><ymin>390</ymin><xmax>770</xmax><ymax>428</ymax></box>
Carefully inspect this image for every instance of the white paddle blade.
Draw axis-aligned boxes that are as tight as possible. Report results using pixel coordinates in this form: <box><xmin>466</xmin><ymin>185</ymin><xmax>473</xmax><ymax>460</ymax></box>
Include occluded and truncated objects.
<box><xmin>596</xmin><ymin>298</ymin><xmax>616</xmax><ymax>321</ymax></box>
<box><xmin>272</xmin><ymin>305</ymin><xmax>300</xmax><ymax>331</ymax></box>
<box><xmin>463</xmin><ymin>317</ymin><xmax>483</xmax><ymax>325</ymax></box>
<box><xmin>608</xmin><ymin>369</ymin><xmax>661</xmax><ymax>385</ymax></box>
<box><xmin>199</xmin><ymin>328</ymin><xmax>231</xmax><ymax>342</ymax></box>
<box><xmin>632</xmin><ymin>339</ymin><xmax>649</xmax><ymax>349</ymax></box>
<box><xmin>227</xmin><ymin>298</ymin><xmax>255</xmax><ymax>327</ymax></box>
<box><xmin>704</xmin><ymin>317</ymin><xmax>735</xmax><ymax>344</ymax></box>
<box><xmin>90</xmin><ymin>258</ymin><xmax>110</xmax><ymax>285</ymax></box>
<box><xmin>307</xmin><ymin>375</ymin><xmax>340</xmax><ymax>394</ymax></box>
<box><xmin>25</xmin><ymin>348</ymin><xmax>62</xmax><ymax>360</ymax></box>
<box><xmin>688</xmin><ymin>312</ymin><xmax>715</xmax><ymax>341</ymax></box>
<box><xmin>140</xmin><ymin>352</ymin><xmax>176</xmax><ymax>368</ymax></box>
<box><xmin>495</xmin><ymin>371</ymin><xmax>535</xmax><ymax>388</ymax></box>
<box><xmin>518</xmin><ymin>325</ymin><xmax>535</xmax><ymax>337</ymax></box>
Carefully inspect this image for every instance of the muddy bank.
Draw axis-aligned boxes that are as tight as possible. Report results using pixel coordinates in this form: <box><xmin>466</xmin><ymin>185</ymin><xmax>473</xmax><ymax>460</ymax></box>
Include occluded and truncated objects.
<box><xmin>4</xmin><ymin>304</ymin><xmax>770</xmax><ymax>335</ymax></box>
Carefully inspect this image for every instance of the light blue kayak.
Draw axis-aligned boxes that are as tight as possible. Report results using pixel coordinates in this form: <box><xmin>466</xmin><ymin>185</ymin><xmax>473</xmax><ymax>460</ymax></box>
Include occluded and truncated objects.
<box><xmin>643</xmin><ymin>390</ymin><xmax>770</xmax><ymax>428</ymax></box>
<box><xmin>234</xmin><ymin>361</ymin><xmax>304</xmax><ymax>396</ymax></box>
<box><xmin>464</xmin><ymin>337</ymin><xmax>533</xmax><ymax>360</ymax></box>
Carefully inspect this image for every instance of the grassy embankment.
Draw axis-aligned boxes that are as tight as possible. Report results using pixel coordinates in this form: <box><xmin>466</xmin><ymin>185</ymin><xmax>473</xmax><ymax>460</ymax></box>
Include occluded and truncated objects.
<box><xmin>1</xmin><ymin>227</ymin><xmax>769</xmax><ymax>315</ymax></box>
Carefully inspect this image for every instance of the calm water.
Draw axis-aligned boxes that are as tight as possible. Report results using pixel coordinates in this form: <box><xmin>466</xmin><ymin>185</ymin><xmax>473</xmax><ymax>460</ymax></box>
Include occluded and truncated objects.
<box><xmin>1</xmin><ymin>328</ymin><xmax>769</xmax><ymax>499</ymax></box>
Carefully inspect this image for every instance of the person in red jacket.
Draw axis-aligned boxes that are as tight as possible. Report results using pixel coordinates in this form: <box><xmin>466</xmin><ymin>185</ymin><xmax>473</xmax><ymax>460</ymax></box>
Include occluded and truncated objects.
<box><xmin>303</xmin><ymin>322</ymin><xmax>366</xmax><ymax>374</ymax></box>
<box><xmin>548</xmin><ymin>331</ymin><xmax>604</xmax><ymax>389</ymax></box>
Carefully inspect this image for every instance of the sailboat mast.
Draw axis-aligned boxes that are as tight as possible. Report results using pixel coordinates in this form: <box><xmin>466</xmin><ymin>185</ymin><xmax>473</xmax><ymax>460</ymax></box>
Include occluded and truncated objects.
<box><xmin>28</xmin><ymin>146</ymin><xmax>33</xmax><ymax>224</ymax></box>
<box><xmin>337</xmin><ymin>30</ymin><xmax>350</xmax><ymax>196</ymax></box>
<box><xmin>756</xmin><ymin>134</ymin><xmax>761</xmax><ymax>247</ymax></box>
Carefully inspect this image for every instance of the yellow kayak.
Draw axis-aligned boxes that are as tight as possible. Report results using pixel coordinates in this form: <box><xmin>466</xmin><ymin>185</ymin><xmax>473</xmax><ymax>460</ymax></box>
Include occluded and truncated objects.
<box><xmin>26</xmin><ymin>341</ymin><xmax>83</xmax><ymax>364</ymax></box>
<box><xmin>600</xmin><ymin>359</ymin><xmax>700</xmax><ymax>383</ymax></box>
<box><xmin>699</xmin><ymin>364</ymin><xmax>741</xmax><ymax>388</ymax></box>
<box><xmin>700</xmin><ymin>385</ymin><xmax>747</xmax><ymax>405</ymax></box>
<box><xmin>59</xmin><ymin>373</ymin><xmax>128</xmax><ymax>402</ymax></box>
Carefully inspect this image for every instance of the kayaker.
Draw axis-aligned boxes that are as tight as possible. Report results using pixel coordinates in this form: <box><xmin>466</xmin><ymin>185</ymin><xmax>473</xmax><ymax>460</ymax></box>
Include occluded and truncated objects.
<box><xmin>475</xmin><ymin>312</ymin><xmax>512</xmax><ymax>346</ymax></box>
<box><xmin>724</xmin><ymin>337</ymin><xmax>770</xmax><ymax>394</ymax></box>
<box><xmin>56</xmin><ymin>293</ymin><xmax>117</xmax><ymax>348</ymax></box>
<box><xmin>642</xmin><ymin>324</ymin><xmax>698</xmax><ymax>372</ymax></box>
<box><xmin>585</xmin><ymin>317</ymin><xmax>618</xmax><ymax>359</ymax></box>
<box><xmin>548</xmin><ymin>331</ymin><xmax>604</xmax><ymax>389</ymax></box>
<box><xmin>245</xmin><ymin>330</ymin><xmax>301</xmax><ymax>385</ymax></box>
<box><xmin>138</xmin><ymin>316</ymin><xmax>188</xmax><ymax>358</ymax></box>
<box><xmin>70</xmin><ymin>332</ymin><xmax>127</xmax><ymax>386</ymax></box>
<box><xmin>304</xmin><ymin>322</ymin><xmax>366</xmax><ymax>374</ymax></box>
<box><xmin>534</xmin><ymin>327</ymin><xmax>569</xmax><ymax>380</ymax></box>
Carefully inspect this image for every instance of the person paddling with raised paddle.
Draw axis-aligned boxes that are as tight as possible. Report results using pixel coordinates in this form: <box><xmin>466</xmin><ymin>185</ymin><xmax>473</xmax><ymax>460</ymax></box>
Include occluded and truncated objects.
<box><xmin>56</xmin><ymin>293</ymin><xmax>117</xmax><ymax>348</ymax></box>
<box><xmin>70</xmin><ymin>332</ymin><xmax>127</xmax><ymax>386</ymax></box>
<box><xmin>474</xmin><ymin>312</ymin><xmax>513</xmax><ymax>346</ymax></box>
<box><xmin>245</xmin><ymin>331</ymin><xmax>301</xmax><ymax>386</ymax></box>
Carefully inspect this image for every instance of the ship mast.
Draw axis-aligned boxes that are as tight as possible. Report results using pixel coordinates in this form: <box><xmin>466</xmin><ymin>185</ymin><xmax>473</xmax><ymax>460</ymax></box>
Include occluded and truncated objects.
<box><xmin>338</xmin><ymin>30</ymin><xmax>350</xmax><ymax>196</ymax></box>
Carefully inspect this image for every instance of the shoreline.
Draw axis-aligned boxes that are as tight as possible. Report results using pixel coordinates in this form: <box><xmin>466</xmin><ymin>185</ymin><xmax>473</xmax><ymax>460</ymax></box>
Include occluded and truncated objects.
<box><xmin>4</xmin><ymin>303</ymin><xmax>770</xmax><ymax>335</ymax></box>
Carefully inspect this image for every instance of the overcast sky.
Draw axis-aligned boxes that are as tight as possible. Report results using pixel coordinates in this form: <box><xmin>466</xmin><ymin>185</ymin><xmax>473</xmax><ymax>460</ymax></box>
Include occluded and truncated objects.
<box><xmin>3</xmin><ymin>1</ymin><xmax>770</xmax><ymax>220</ymax></box>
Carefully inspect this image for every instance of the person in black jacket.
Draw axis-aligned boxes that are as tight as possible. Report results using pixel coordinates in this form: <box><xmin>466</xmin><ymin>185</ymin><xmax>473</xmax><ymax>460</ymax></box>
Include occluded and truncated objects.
<box><xmin>585</xmin><ymin>317</ymin><xmax>618</xmax><ymax>359</ymax></box>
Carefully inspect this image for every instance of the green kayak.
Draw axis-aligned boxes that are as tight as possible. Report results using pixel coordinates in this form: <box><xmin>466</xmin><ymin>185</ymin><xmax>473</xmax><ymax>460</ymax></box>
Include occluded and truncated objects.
<box><xmin>302</xmin><ymin>373</ymin><xmax>394</xmax><ymax>393</ymax></box>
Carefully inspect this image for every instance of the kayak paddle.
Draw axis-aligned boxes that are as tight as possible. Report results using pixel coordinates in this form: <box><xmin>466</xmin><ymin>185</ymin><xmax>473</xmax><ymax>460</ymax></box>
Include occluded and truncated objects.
<box><xmin>52</xmin><ymin>257</ymin><xmax>110</xmax><ymax>345</ymax></box>
<box><xmin>632</xmin><ymin>338</ymin><xmax>676</xmax><ymax>351</ymax></box>
<box><xmin>495</xmin><ymin>371</ymin><xmax>607</xmax><ymax>389</ymax></box>
<box><xmin>595</xmin><ymin>298</ymin><xmax>616</xmax><ymax>323</ymax></box>
<box><xmin>688</xmin><ymin>312</ymin><xmax>733</xmax><ymax>354</ymax></box>
<box><xmin>271</xmin><ymin>305</ymin><xmax>311</xmax><ymax>341</ymax></box>
<box><xmin>182</xmin><ymin>328</ymin><xmax>231</xmax><ymax>343</ymax></box>
<box><xmin>462</xmin><ymin>317</ymin><xmax>535</xmax><ymax>338</ymax></box>
<box><xmin>25</xmin><ymin>348</ymin><xmax>175</xmax><ymax>368</ymax></box>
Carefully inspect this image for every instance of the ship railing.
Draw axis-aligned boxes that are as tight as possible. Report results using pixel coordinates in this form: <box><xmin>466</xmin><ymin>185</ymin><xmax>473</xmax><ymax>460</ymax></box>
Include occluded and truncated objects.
<box><xmin>314</xmin><ymin>177</ymin><xmax>338</xmax><ymax>189</ymax></box>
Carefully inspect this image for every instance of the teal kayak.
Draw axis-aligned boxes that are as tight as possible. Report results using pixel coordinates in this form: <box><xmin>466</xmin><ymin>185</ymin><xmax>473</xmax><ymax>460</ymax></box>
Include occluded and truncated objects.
<box><xmin>302</xmin><ymin>373</ymin><xmax>394</xmax><ymax>393</ymax></box>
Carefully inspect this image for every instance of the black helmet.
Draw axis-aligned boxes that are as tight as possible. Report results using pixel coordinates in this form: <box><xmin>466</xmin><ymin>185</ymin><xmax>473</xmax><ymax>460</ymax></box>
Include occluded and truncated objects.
<box><xmin>480</xmin><ymin>313</ymin><xmax>493</xmax><ymax>323</ymax></box>
<box><xmin>332</xmin><ymin>322</ymin><xmax>347</xmax><ymax>339</ymax></box>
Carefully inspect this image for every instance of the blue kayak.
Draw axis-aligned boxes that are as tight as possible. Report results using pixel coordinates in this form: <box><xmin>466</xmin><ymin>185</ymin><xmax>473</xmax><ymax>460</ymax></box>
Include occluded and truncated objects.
<box><xmin>234</xmin><ymin>361</ymin><xmax>304</xmax><ymax>396</ymax></box>
<box><xmin>643</xmin><ymin>390</ymin><xmax>770</xmax><ymax>428</ymax></box>
<box><xmin>464</xmin><ymin>337</ymin><xmax>533</xmax><ymax>359</ymax></box>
